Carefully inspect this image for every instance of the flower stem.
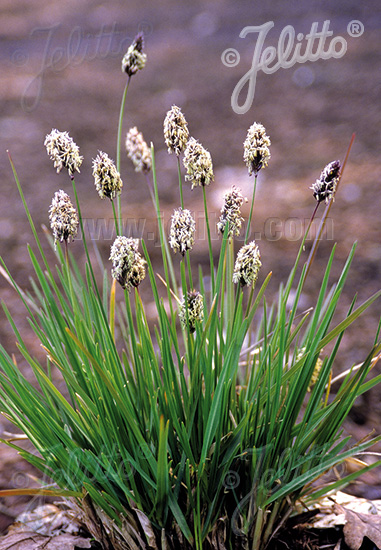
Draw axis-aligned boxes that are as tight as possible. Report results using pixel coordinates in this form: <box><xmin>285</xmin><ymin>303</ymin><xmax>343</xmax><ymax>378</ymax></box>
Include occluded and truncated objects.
<box><xmin>145</xmin><ymin>168</ymin><xmax>178</xmax><ymax>296</ymax></box>
<box><xmin>111</xmin><ymin>200</ymin><xmax>120</xmax><ymax>237</ymax></box>
<box><xmin>252</xmin><ymin>508</ymin><xmax>264</xmax><ymax>550</ymax></box>
<box><xmin>176</xmin><ymin>156</ymin><xmax>193</xmax><ymax>287</ymax></box>
<box><xmin>144</xmin><ymin>171</ymin><xmax>155</xmax><ymax>203</ymax></box>
<box><xmin>245</xmin><ymin>173</ymin><xmax>258</xmax><ymax>244</ymax></box>
<box><xmin>116</xmin><ymin>77</ymin><xmax>131</xmax><ymax>172</ymax></box>
<box><xmin>177</xmin><ymin>155</ymin><xmax>184</xmax><ymax>210</ymax></box>
<box><xmin>227</xmin><ymin>238</ymin><xmax>235</xmax><ymax>334</ymax></box>
<box><xmin>186</xmin><ymin>250</ymin><xmax>193</xmax><ymax>289</ymax></box>
<box><xmin>70</xmin><ymin>178</ymin><xmax>108</xmax><ymax>326</ymax></box>
<box><xmin>202</xmin><ymin>185</ymin><xmax>215</xmax><ymax>294</ymax></box>
<box><xmin>151</xmin><ymin>144</ymin><xmax>176</xmax><ymax>312</ymax></box>
<box><xmin>116</xmin><ymin>76</ymin><xmax>131</xmax><ymax>234</ymax></box>
<box><xmin>305</xmin><ymin>132</ymin><xmax>355</xmax><ymax>277</ymax></box>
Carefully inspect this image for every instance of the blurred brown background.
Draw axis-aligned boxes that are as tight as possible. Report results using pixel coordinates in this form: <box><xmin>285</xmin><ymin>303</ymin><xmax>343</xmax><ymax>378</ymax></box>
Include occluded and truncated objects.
<box><xmin>0</xmin><ymin>0</ymin><xmax>380</xmax><ymax>533</ymax></box>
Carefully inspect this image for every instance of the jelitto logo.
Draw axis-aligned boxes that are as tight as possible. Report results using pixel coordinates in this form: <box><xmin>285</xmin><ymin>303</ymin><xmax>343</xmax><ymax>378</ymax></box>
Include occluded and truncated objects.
<box><xmin>221</xmin><ymin>20</ymin><xmax>365</xmax><ymax>114</ymax></box>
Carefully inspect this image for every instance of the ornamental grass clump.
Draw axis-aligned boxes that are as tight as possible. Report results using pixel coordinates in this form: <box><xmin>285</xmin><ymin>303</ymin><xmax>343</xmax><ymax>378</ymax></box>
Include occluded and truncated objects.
<box><xmin>1</xmin><ymin>42</ymin><xmax>381</xmax><ymax>550</ymax></box>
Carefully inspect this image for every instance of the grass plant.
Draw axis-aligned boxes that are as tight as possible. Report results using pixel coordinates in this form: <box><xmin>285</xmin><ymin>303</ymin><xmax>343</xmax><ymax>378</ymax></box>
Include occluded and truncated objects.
<box><xmin>0</xmin><ymin>33</ymin><xmax>380</xmax><ymax>550</ymax></box>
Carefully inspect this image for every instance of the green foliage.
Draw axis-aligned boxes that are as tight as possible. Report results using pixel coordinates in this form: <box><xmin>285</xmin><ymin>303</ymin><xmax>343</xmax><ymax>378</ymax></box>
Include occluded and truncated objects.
<box><xmin>1</xmin><ymin>70</ymin><xmax>381</xmax><ymax>550</ymax></box>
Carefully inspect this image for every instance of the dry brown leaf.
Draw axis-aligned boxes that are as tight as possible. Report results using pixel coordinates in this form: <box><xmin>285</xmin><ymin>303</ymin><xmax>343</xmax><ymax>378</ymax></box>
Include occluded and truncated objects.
<box><xmin>304</xmin><ymin>491</ymin><xmax>381</xmax><ymax>530</ymax></box>
<box><xmin>0</xmin><ymin>531</ymin><xmax>91</xmax><ymax>550</ymax></box>
<box><xmin>10</xmin><ymin>504</ymin><xmax>83</xmax><ymax>537</ymax></box>
<box><xmin>134</xmin><ymin>508</ymin><xmax>157</xmax><ymax>549</ymax></box>
<box><xmin>334</xmin><ymin>504</ymin><xmax>381</xmax><ymax>550</ymax></box>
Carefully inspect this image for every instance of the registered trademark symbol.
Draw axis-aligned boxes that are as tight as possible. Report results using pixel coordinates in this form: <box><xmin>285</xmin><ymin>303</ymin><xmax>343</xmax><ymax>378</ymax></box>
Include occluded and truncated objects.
<box><xmin>347</xmin><ymin>20</ymin><xmax>364</xmax><ymax>37</ymax></box>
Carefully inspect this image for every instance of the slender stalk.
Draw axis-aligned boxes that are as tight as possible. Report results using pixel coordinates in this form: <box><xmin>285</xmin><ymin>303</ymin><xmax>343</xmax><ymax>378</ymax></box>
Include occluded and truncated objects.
<box><xmin>195</xmin><ymin>482</ymin><xmax>202</xmax><ymax>550</ymax></box>
<box><xmin>305</xmin><ymin>133</ymin><xmax>355</xmax><ymax>277</ymax></box>
<box><xmin>231</xmin><ymin>280</ymin><xmax>243</xmax><ymax>337</ymax></box>
<box><xmin>116</xmin><ymin>77</ymin><xmax>131</xmax><ymax>172</ymax></box>
<box><xmin>245</xmin><ymin>173</ymin><xmax>258</xmax><ymax>244</ymax></box>
<box><xmin>202</xmin><ymin>185</ymin><xmax>215</xmax><ymax>294</ymax></box>
<box><xmin>64</xmin><ymin>240</ymin><xmax>69</xmax><ymax>264</ymax></box>
<box><xmin>245</xmin><ymin>286</ymin><xmax>255</xmax><ymax>319</ymax></box>
<box><xmin>62</xmin><ymin>240</ymin><xmax>79</xmax><ymax>323</ymax></box>
<box><xmin>252</xmin><ymin>508</ymin><xmax>264</xmax><ymax>550</ymax></box>
<box><xmin>176</xmin><ymin>155</ymin><xmax>193</xmax><ymax>287</ymax></box>
<box><xmin>262</xmin><ymin>501</ymin><xmax>280</xmax><ymax>547</ymax></box>
<box><xmin>145</xmin><ymin>168</ymin><xmax>178</xmax><ymax>296</ymax></box>
<box><xmin>226</xmin><ymin>238</ymin><xmax>235</xmax><ymax>335</ymax></box>
<box><xmin>186</xmin><ymin>250</ymin><xmax>193</xmax><ymax>289</ymax></box>
<box><xmin>64</xmin><ymin>241</ymin><xmax>77</xmax><ymax>317</ymax></box>
<box><xmin>278</xmin><ymin>196</ymin><xmax>320</xmax><ymax>308</ymax></box>
<box><xmin>144</xmin><ymin>171</ymin><xmax>155</xmax><ymax>203</ymax></box>
<box><xmin>218</xmin><ymin>244</ymin><xmax>227</xmax><ymax>360</ymax></box>
<box><xmin>111</xmin><ymin>200</ymin><xmax>120</xmax><ymax>237</ymax></box>
<box><xmin>177</xmin><ymin>155</ymin><xmax>184</xmax><ymax>209</ymax></box>
<box><xmin>180</xmin><ymin>260</ymin><xmax>192</xmax><ymax>365</ymax></box>
<box><xmin>70</xmin><ymin>177</ymin><xmax>104</xmax><ymax>305</ymax></box>
<box><xmin>109</xmin><ymin>279</ymin><xmax>116</xmax><ymax>339</ymax></box>
<box><xmin>7</xmin><ymin>152</ymin><xmax>111</xmax><ymax>340</ymax></box>
<box><xmin>7</xmin><ymin>151</ymin><xmax>53</xmax><ymax>273</ymax></box>
<box><xmin>300</xmin><ymin>200</ymin><xmax>324</xmax><ymax>278</ymax></box>
<box><xmin>116</xmin><ymin>76</ymin><xmax>131</xmax><ymax>234</ymax></box>
<box><xmin>151</xmin><ymin>144</ymin><xmax>175</xmax><ymax>314</ymax></box>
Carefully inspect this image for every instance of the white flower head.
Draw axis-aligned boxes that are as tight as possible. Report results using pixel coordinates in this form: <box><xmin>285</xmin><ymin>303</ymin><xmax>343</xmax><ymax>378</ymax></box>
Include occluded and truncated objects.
<box><xmin>233</xmin><ymin>241</ymin><xmax>262</xmax><ymax>287</ymax></box>
<box><xmin>183</xmin><ymin>137</ymin><xmax>214</xmax><ymax>189</ymax></box>
<box><xmin>109</xmin><ymin>236</ymin><xmax>146</xmax><ymax>291</ymax></box>
<box><xmin>44</xmin><ymin>129</ymin><xmax>83</xmax><ymax>178</ymax></box>
<box><xmin>217</xmin><ymin>185</ymin><xmax>246</xmax><ymax>238</ymax></box>
<box><xmin>243</xmin><ymin>123</ymin><xmax>271</xmax><ymax>176</ymax></box>
<box><xmin>49</xmin><ymin>190</ymin><xmax>79</xmax><ymax>247</ymax></box>
<box><xmin>125</xmin><ymin>127</ymin><xmax>151</xmax><ymax>173</ymax></box>
<box><xmin>169</xmin><ymin>208</ymin><xmax>196</xmax><ymax>256</ymax></box>
<box><xmin>121</xmin><ymin>33</ymin><xmax>147</xmax><ymax>76</ymax></box>
<box><xmin>310</xmin><ymin>160</ymin><xmax>341</xmax><ymax>203</ymax></box>
<box><xmin>92</xmin><ymin>151</ymin><xmax>123</xmax><ymax>201</ymax></box>
<box><xmin>164</xmin><ymin>105</ymin><xmax>189</xmax><ymax>156</ymax></box>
